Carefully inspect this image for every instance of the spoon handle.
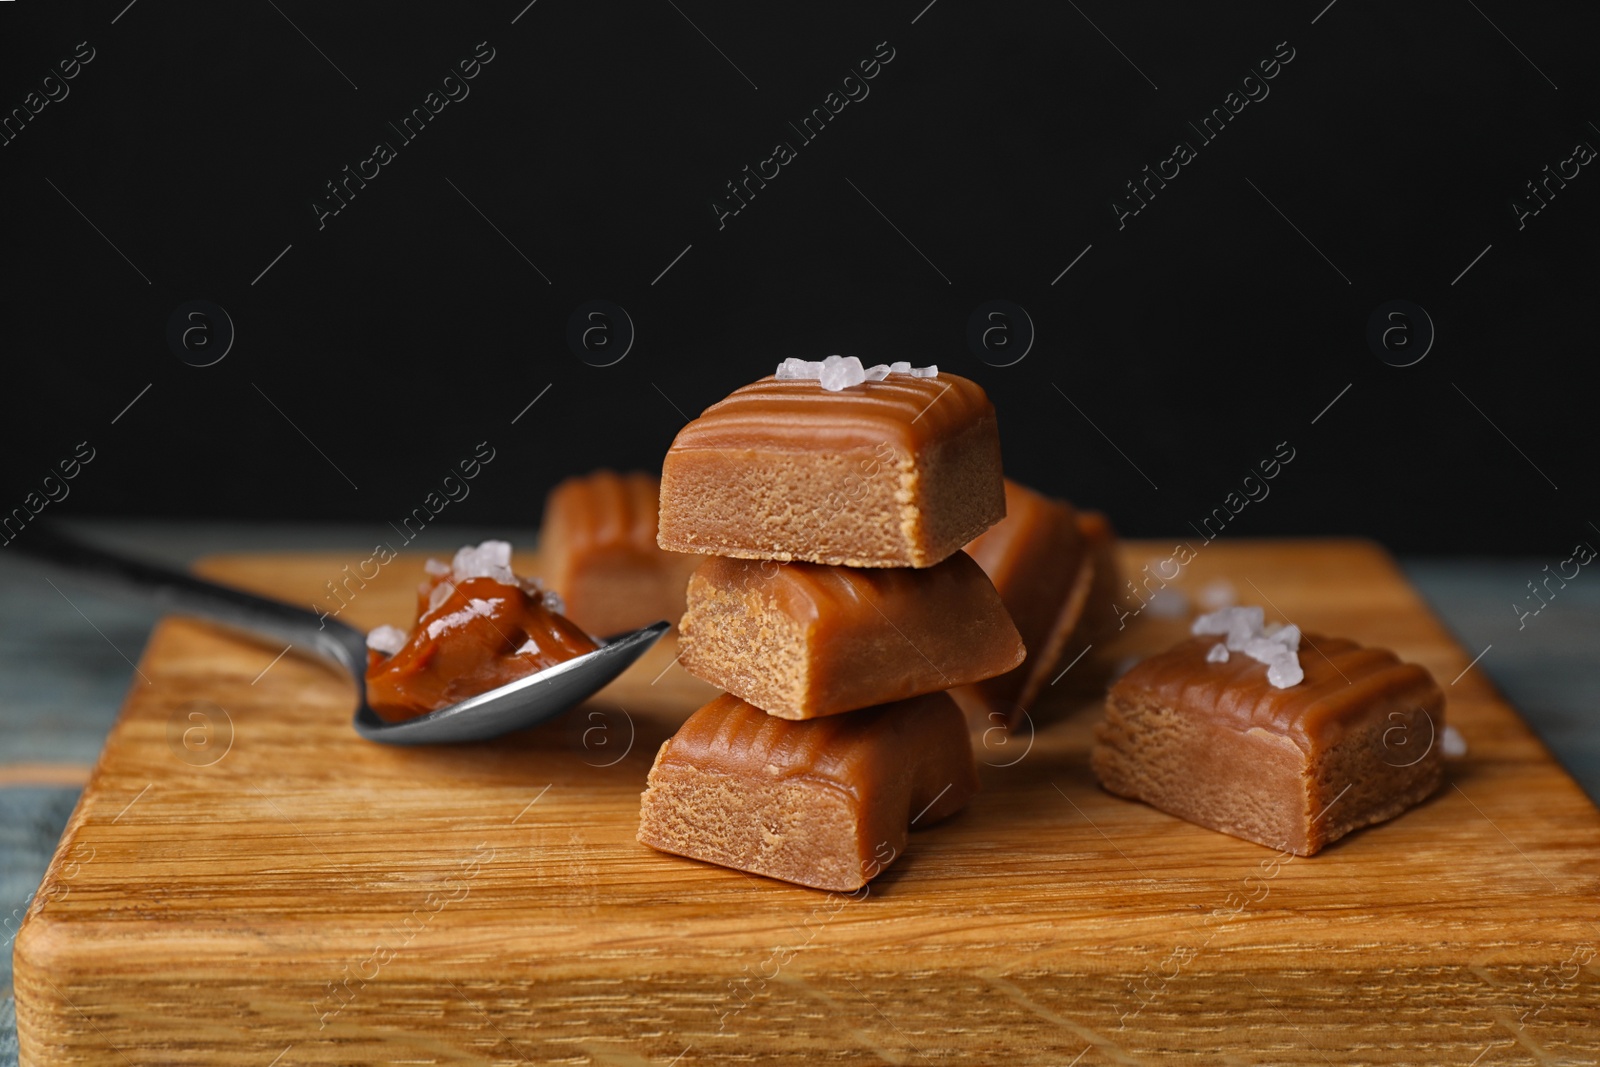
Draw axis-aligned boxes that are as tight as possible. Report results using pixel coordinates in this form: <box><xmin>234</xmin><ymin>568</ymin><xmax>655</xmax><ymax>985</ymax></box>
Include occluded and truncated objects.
<box><xmin>11</xmin><ymin>524</ymin><xmax>366</xmax><ymax>675</ymax></box>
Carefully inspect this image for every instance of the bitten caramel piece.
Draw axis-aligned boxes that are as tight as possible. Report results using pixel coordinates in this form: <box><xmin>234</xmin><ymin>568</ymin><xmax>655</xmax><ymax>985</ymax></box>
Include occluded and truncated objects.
<box><xmin>657</xmin><ymin>373</ymin><xmax>1005</xmax><ymax>568</ymax></box>
<box><xmin>950</xmin><ymin>479</ymin><xmax>1094</xmax><ymax>730</ymax></box>
<box><xmin>637</xmin><ymin>691</ymin><xmax>977</xmax><ymax>891</ymax></box>
<box><xmin>1092</xmin><ymin>634</ymin><xmax>1445</xmax><ymax>856</ymax></box>
<box><xmin>679</xmin><ymin>551</ymin><xmax>1024</xmax><ymax>720</ymax></box>
<box><xmin>539</xmin><ymin>470</ymin><xmax>701</xmax><ymax>636</ymax></box>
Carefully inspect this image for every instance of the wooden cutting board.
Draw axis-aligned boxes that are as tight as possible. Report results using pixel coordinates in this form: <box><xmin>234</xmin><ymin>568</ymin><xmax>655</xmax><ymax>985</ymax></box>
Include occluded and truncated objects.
<box><xmin>14</xmin><ymin>540</ymin><xmax>1600</xmax><ymax>1066</ymax></box>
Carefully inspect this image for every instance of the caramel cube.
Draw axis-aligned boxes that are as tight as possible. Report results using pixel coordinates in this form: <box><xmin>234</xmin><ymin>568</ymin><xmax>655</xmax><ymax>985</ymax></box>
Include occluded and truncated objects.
<box><xmin>657</xmin><ymin>373</ymin><xmax>1005</xmax><ymax>568</ymax></box>
<box><xmin>1092</xmin><ymin>634</ymin><xmax>1445</xmax><ymax>855</ymax></box>
<box><xmin>951</xmin><ymin>479</ymin><xmax>1094</xmax><ymax>729</ymax></box>
<box><xmin>539</xmin><ymin>470</ymin><xmax>700</xmax><ymax>636</ymax></box>
<box><xmin>679</xmin><ymin>551</ymin><xmax>1023</xmax><ymax>720</ymax></box>
<box><xmin>637</xmin><ymin>691</ymin><xmax>977</xmax><ymax>891</ymax></box>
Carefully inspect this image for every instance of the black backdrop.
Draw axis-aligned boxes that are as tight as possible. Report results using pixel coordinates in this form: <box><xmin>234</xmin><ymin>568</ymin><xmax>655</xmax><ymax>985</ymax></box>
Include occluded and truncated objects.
<box><xmin>1</xmin><ymin>1</ymin><xmax>1595</xmax><ymax>555</ymax></box>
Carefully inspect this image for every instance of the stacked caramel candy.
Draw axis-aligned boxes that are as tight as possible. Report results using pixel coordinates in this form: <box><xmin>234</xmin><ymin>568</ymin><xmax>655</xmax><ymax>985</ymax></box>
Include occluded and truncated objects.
<box><xmin>636</xmin><ymin>357</ymin><xmax>1024</xmax><ymax>891</ymax></box>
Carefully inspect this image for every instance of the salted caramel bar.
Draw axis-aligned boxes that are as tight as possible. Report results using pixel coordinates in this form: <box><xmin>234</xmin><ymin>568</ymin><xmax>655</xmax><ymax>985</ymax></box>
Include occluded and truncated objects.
<box><xmin>539</xmin><ymin>470</ymin><xmax>700</xmax><ymax>636</ymax></box>
<box><xmin>679</xmin><ymin>551</ymin><xmax>1024</xmax><ymax>719</ymax></box>
<box><xmin>637</xmin><ymin>691</ymin><xmax>977</xmax><ymax>891</ymax></box>
<box><xmin>950</xmin><ymin>479</ymin><xmax>1094</xmax><ymax>730</ymax></box>
<box><xmin>1092</xmin><ymin>634</ymin><xmax>1445</xmax><ymax>855</ymax></box>
<box><xmin>657</xmin><ymin>372</ymin><xmax>1005</xmax><ymax>567</ymax></box>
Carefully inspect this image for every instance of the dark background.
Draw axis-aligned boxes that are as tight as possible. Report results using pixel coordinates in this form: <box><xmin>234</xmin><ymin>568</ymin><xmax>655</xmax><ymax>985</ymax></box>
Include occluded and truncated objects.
<box><xmin>1</xmin><ymin>0</ymin><xmax>1594</xmax><ymax>555</ymax></box>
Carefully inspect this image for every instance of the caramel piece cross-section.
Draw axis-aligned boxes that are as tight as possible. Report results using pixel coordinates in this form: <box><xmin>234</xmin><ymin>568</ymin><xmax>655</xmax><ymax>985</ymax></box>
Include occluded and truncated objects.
<box><xmin>637</xmin><ymin>691</ymin><xmax>978</xmax><ymax>891</ymax></box>
<box><xmin>657</xmin><ymin>373</ymin><xmax>1004</xmax><ymax>568</ymax></box>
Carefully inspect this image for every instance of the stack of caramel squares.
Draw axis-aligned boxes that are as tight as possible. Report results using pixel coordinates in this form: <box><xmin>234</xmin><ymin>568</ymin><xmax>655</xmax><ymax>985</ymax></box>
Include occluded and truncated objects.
<box><xmin>637</xmin><ymin>356</ymin><xmax>1032</xmax><ymax>892</ymax></box>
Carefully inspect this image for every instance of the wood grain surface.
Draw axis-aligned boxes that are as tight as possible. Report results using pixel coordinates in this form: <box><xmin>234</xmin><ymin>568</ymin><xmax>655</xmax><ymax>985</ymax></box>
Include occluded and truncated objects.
<box><xmin>14</xmin><ymin>541</ymin><xmax>1600</xmax><ymax>1065</ymax></box>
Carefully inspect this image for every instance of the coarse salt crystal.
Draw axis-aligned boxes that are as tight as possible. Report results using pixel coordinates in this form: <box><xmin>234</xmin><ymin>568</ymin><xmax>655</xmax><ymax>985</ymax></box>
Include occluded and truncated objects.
<box><xmin>1192</xmin><ymin>605</ymin><xmax>1264</xmax><ymax>651</ymax></box>
<box><xmin>775</xmin><ymin>357</ymin><xmax>822</xmax><ymax>380</ymax></box>
<box><xmin>773</xmin><ymin>355</ymin><xmax>938</xmax><ymax>389</ymax></box>
<box><xmin>451</xmin><ymin>539</ymin><xmax>516</xmax><ymax>584</ymax></box>
<box><xmin>366</xmin><ymin>624</ymin><xmax>408</xmax><ymax>656</ymax></box>
<box><xmin>423</xmin><ymin>558</ymin><xmax>451</xmax><ymax>577</ymax></box>
<box><xmin>818</xmin><ymin>355</ymin><xmax>867</xmax><ymax>391</ymax></box>
<box><xmin>1441</xmin><ymin>725</ymin><xmax>1467</xmax><ymax>758</ymax></box>
<box><xmin>1240</xmin><ymin>636</ymin><xmax>1285</xmax><ymax>662</ymax></box>
<box><xmin>1192</xmin><ymin>605</ymin><xmax>1302</xmax><ymax>688</ymax></box>
<box><xmin>425</xmin><ymin>597</ymin><xmax>497</xmax><ymax>642</ymax></box>
<box><xmin>1265</xmin><ymin>655</ymin><xmax>1303</xmax><ymax>688</ymax></box>
<box><xmin>1206</xmin><ymin>643</ymin><xmax>1230</xmax><ymax>663</ymax></box>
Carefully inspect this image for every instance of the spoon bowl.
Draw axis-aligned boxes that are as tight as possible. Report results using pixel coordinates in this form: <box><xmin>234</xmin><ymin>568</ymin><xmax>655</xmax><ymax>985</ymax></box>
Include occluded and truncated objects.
<box><xmin>351</xmin><ymin>621</ymin><xmax>667</xmax><ymax>743</ymax></box>
<box><xmin>16</xmin><ymin>525</ymin><xmax>667</xmax><ymax>745</ymax></box>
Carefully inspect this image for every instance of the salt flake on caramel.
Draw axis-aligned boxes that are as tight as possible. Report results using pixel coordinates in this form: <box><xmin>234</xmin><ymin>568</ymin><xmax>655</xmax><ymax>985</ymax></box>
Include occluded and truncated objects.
<box><xmin>365</xmin><ymin>541</ymin><xmax>598</xmax><ymax>722</ymax></box>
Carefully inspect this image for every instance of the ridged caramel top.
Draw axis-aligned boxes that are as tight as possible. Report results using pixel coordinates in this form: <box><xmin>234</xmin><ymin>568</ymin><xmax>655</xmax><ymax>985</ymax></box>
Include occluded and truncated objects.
<box><xmin>669</xmin><ymin>373</ymin><xmax>994</xmax><ymax>453</ymax></box>
<box><xmin>657</xmin><ymin>691</ymin><xmax>959</xmax><ymax>791</ymax></box>
<box><xmin>1112</xmin><ymin>634</ymin><xmax>1444</xmax><ymax>753</ymax></box>
<box><xmin>699</xmin><ymin>550</ymin><xmax>1011</xmax><ymax>629</ymax></box>
<box><xmin>543</xmin><ymin>470</ymin><xmax>661</xmax><ymax>556</ymax></box>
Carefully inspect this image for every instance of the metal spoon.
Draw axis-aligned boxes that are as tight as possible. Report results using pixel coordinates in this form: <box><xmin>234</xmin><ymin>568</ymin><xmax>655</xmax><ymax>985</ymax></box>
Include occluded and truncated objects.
<box><xmin>14</xmin><ymin>525</ymin><xmax>668</xmax><ymax>744</ymax></box>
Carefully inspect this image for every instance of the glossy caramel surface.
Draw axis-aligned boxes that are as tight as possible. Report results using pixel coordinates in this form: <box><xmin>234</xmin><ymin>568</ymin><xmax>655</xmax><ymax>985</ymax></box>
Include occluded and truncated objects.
<box><xmin>365</xmin><ymin>575</ymin><xmax>599</xmax><ymax>722</ymax></box>
<box><xmin>1112</xmin><ymin>634</ymin><xmax>1445</xmax><ymax>752</ymax></box>
<box><xmin>964</xmin><ymin>479</ymin><xmax>1084</xmax><ymax>648</ymax></box>
<box><xmin>656</xmin><ymin>691</ymin><xmax>964</xmax><ymax>796</ymax></box>
<box><xmin>669</xmin><ymin>373</ymin><xmax>993</xmax><ymax>454</ymax></box>
<box><xmin>696</xmin><ymin>550</ymin><xmax>1009</xmax><ymax>629</ymax></box>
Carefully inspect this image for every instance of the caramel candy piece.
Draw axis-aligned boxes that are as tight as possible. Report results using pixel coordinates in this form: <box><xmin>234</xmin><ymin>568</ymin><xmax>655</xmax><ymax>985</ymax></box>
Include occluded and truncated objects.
<box><xmin>1092</xmin><ymin>634</ymin><xmax>1445</xmax><ymax>856</ymax></box>
<box><xmin>1072</xmin><ymin>510</ymin><xmax>1124</xmax><ymax>644</ymax></box>
<box><xmin>540</xmin><ymin>470</ymin><xmax>700</xmax><ymax>636</ymax></box>
<box><xmin>637</xmin><ymin>691</ymin><xmax>977</xmax><ymax>891</ymax></box>
<box><xmin>657</xmin><ymin>373</ymin><xmax>1004</xmax><ymax>568</ymax></box>
<box><xmin>951</xmin><ymin>480</ymin><xmax>1094</xmax><ymax>729</ymax></box>
<box><xmin>679</xmin><ymin>551</ymin><xmax>1023</xmax><ymax>719</ymax></box>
